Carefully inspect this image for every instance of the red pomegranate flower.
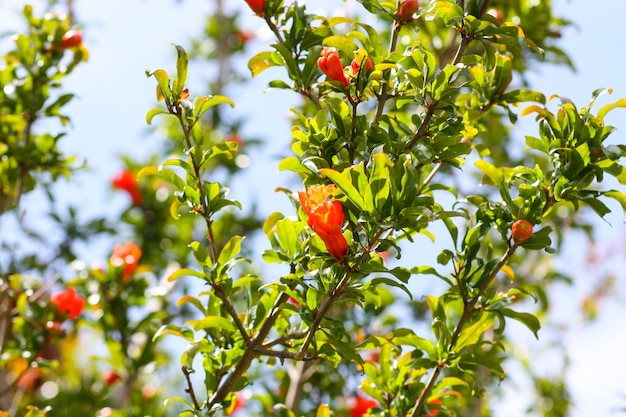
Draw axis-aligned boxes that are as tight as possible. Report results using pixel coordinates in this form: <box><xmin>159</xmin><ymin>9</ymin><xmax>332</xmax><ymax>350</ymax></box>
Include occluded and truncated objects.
<box><xmin>350</xmin><ymin>394</ymin><xmax>378</xmax><ymax>417</ymax></box>
<box><xmin>318</xmin><ymin>47</ymin><xmax>349</xmax><ymax>86</ymax></box>
<box><xmin>110</xmin><ymin>242</ymin><xmax>142</xmax><ymax>282</ymax></box>
<box><xmin>50</xmin><ymin>286</ymin><xmax>85</xmax><ymax>319</ymax></box>
<box><xmin>298</xmin><ymin>185</ymin><xmax>349</xmax><ymax>261</ymax></box>
<box><xmin>112</xmin><ymin>170</ymin><xmax>142</xmax><ymax>206</ymax></box>
<box><xmin>244</xmin><ymin>0</ymin><xmax>266</xmax><ymax>16</ymax></box>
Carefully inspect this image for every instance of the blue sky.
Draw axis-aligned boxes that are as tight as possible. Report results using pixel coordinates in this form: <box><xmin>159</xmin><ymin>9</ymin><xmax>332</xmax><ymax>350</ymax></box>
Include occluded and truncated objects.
<box><xmin>2</xmin><ymin>0</ymin><xmax>625</xmax><ymax>416</ymax></box>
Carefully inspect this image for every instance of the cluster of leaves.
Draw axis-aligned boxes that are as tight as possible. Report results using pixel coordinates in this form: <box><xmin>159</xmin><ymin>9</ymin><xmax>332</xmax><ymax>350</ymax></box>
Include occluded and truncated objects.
<box><xmin>0</xmin><ymin>5</ymin><xmax>87</xmax><ymax>214</ymax></box>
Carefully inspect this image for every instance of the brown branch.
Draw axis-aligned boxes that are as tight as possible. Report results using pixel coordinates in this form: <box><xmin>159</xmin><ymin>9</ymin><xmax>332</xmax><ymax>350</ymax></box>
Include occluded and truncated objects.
<box><xmin>263</xmin><ymin>330</ymin><xmax>308</xmax><ymax>349</ymax></box>
<box><xmin>213</xmin><ymin>285</ymin><xmax>252</xmax><ymax>346</ymax></box>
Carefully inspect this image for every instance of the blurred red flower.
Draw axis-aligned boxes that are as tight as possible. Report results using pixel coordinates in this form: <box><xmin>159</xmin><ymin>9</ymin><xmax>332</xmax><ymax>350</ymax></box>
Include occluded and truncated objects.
<box><xmin>112</xmin><ymin>169</ymin><xmax>142</xmax><ymax>206</ymax></box>
<box><xmin>298</xmin><ymin>185</ymin><xmax>348</xmax><ymax>260</ymax></box>
<box><xmin>423</xmin><ymin>398</ymin><xmax>442</xmax><ymax>416</ymax></box>
<box><xmin>350</xmin><ymin>394</ymin><xmax>378</xmax><ymax>417</ymax></box>
<box><xmin>50</xmin><ymin>286</ymin><xmax>85</xmax><ymax>319</ymax></box>
<box><xmin>110</xmin><ymin>242</ymin><xmax>142</xmax><ymax>282</ymax></box>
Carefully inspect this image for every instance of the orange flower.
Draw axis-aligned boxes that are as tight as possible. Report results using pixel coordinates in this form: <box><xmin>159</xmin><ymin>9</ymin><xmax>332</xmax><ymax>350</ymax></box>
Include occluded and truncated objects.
<box><xmin>318</xmin><ymin>47</ymin><xmax>349</xmax><ymax>86</ymax></box>
<box><xmin>112</xmin><ymin>170</ymin><xmax>142</xmax><ymax>206</ymax></box>
<box><xmin>50</xmin><ymin>286</ymin><xmax>85</xmax><ymax>319</ymax></box>
<box><xmin>110</xmin><ymin>242</ymin><xmax>142</xmax><ymax>282</ymax></box>
<box><xmin>298</xmin><ymin>185</ymin><xmax>348</xmax><ymax>260</ymax></box>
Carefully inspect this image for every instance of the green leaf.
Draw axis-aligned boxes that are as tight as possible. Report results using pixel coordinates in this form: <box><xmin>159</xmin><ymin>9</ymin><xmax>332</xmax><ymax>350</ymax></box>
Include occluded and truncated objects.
<box><xmin>276</xmin><ymin>218</ymin><xmax>301</xmax><ymax>260</ymax></box>
<box><xmin>218</xmin><ymin>235</ymin><xmax>245</xmax><ymax>265</ymax></box>
<box><xmin>153</xmin><ymin>324</ymin><xmax>195</xmax><ymax>342</ymax></box>
<box><xmin>146</xmin><ymin>68</ymin><xmax>172</xmax><ymax>102</ymax></box>
<box><xmin>167</xmin><ymin>268</ymin><xmax>205</xmax><ymax>282</ymax></box>
<box><xmin>499</xmin><ymin>308</ymin><xmax>541</xmax><ymax>339</ymax></box>
<box><xmin>193</xmin><ymin>95</ymin><xmax>235</xmax><ymax>121</ymax></box>
<box><xmin>597</xmin><ymin>97</ymin><xmax>626</xmax><ymax>120</ymax></box>
<box><xmin>278</xmin><ymin>156</ymin><xmax>314</xmax><ymax>175</ymax></box>
<box><xmin>501</xmin><ymin>89</ymin><xmax>546</xmax><ymax>104</ymax></box>
<box><xmin>173</xmin><ymin>44</ymin><xmax>188</xmax><ymax>96</ymax></box>
<box><xmin>177</xmin><ymin>295</ymin><xmax>207</xmax><ymax>315</ymax></box>
<box><xmin>248</xmin><ymin>51</ymin><xmax>284</xmax><ymax>77</ymax></box>
<box><xmin>604</xmin><ymin>190</ymin><xmax>626</xmax><ymax>217</ymax></box>
<box><xmin>367</xmin><ymin>153</ymin><xmax>393</xmax><ymax>215</ymax></box>
<box><xmin>137</xmin><ymin>165</ymin><xmax>185</xmax><ymax>190</ymax></box>
<box><xmin>146</xmin><ymin>107</ymin><xmax>170</xmax><ymax>125</ymax></box>
<box><xmin>520</xmin><ymin>226</ymin><xmax>552</xmax><ymax>250</ymax></box>
<box><xmin>268</xmin><ymin>79</ymin><xmax>292</xmax><ymax>89</ymax></box>
<box><xmin>187</xmin><ymin>316</ymin><xmax>236</xmax><ymax>332</ymax></box>
<box><xmin>525</xmin><ymin>135</ymin><xmax>548</xmax><ymax>154</ymax></box>
<box><xmin>455</xmin><ymin>313</ymin><xmax>495</xmax><ymax>353</ymax></box>
<box><xmin>319</xmin><ymin>167</ymin><xmax>367</xmax><ymax>211</ymax></box>
<box><xmin>322</xmin><ymin>35</ymin><xmax>358</xmax><ymax>59</ymax></box>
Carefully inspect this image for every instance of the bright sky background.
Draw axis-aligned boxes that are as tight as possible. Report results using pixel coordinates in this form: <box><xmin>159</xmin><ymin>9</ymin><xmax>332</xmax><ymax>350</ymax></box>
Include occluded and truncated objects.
<box><xmin>1</xmin><ymin>0</ymin><xmax>625</xmax><ymax>416</ymax></box>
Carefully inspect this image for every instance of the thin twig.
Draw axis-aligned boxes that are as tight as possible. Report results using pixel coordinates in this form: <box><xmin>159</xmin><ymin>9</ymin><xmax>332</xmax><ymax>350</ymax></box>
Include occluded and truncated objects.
<box><xmin>373</xmin><ymin>19</ymin><xmax>402</xmax><ymax>124</ymax></box>
<box><xmin>263</xmin><ymin>330</ymin><xmax>308</xmax><ymax>349</ymax></box>
<box><xmin>213</xmin><ymin>285</ymin><xmax>251</xmax><ymax>346</ymax></box>
<box><xmin>182</xmin><ymin>366</ymin><xmax>202</xmax><ymax>410</ymax></box>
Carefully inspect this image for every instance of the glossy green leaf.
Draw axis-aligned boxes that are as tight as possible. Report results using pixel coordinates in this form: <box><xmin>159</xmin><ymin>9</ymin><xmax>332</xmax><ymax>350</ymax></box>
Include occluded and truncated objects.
<box><xmin>167</xmin><ymin>268</ymin><xmax>205</xmax><ymax>282</ymax></box>
<box><xmin>319</xmin><ymin>167</ymin><xmax>367</xmax><ymax>211</ymax></box>
<box><xmin>455</xmin><ymin>313</ymin><xmax>496</xmax><ymax>353</ymax></box>
<box><xmin>218</xmin><ymin>235</ymin><xmax>244</xmax><ymax>265</ymax></box>
<box><xmin>500</xmin><ymin>308</ymin><xmax>541</xmax><ymax>339</ymax></box>
<box><xmin>276</xmin><ymin>218</ymin><xmax>300</xmax><ymax>260</ymax></box>
<box><xmin>248</xmin><ymin>50</ymin><xmax>284</xmax><ymax>77</ymax></box>
<box><xmin>193</xmin><ymin>95</ymin><xmax>235</xmax><ymax>121</ymax></box>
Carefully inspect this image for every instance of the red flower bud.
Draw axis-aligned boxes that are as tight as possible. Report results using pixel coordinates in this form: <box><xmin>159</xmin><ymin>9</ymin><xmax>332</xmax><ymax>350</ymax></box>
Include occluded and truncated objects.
<box><xmin>110</xmin><ymin>242</ymin><xmax>142</xmax><ymax>282</ymax></box>
<box><xmin>112</xmin><ymin>170</ymin><xmax>142</xmax><ymax>206</ymax></box>
<box><xmin>244</xmin><ymin>0</ymin><xmax>266</xmax><ymax>16</ymax></box>
<box><xmin>50</xmin><ymin>286</ymin><xmax>85</xmax><ymax>319</ymax></box>
<box><xmin>351</xmin><ymin>56</ymin><xmax>373</xmax><ymax>76</ymax></box>
<box><xmin>350</xmin><ymin>395</ymin><xmax>378</xmax><ymax>417</ymax></box>
<box><xmin>398</xmin><ymin>0</ymin><xmax>419</xmax><ymax>22</ymax></box>
<box><xmin>60</xmin><ymin>29</ymin><xmax>83</xmax><ymax>49</ymax></box>
<box><xmin>318</xmin><ymin>47</ymin><xmax>349</xmax><ymax>87</ymax></box>
<box><xmin>298</xmin><ymin>185</ymin><xmax>349</xmax><ymax>260</ymax></box>
<box><xmin>511</xmin><ymin>219</ymin><xmax>533</xmax><ymax>244</ymax></box>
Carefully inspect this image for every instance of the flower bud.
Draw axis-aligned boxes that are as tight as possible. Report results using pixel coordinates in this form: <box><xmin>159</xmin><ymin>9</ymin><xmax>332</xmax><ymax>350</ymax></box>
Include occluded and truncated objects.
<box><xmin>317</xmin><ymin>47</ymin><xmax>349</xmax><ymax>87</ymax></box>
<box><xmin>398</xmin><ymin>0</ymin><xmax>419</xmax><ymax>22</ymax></box>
